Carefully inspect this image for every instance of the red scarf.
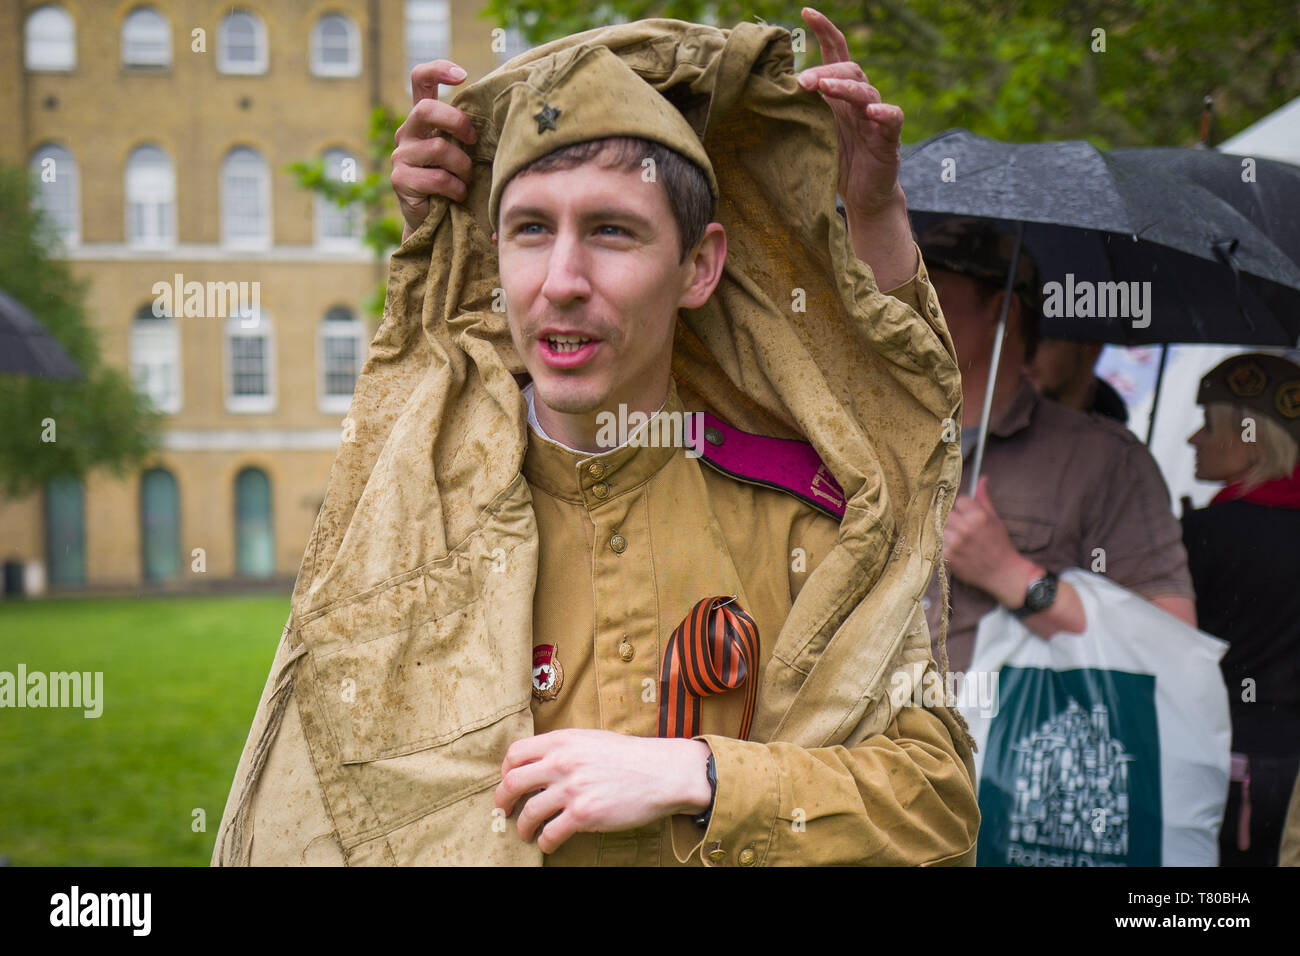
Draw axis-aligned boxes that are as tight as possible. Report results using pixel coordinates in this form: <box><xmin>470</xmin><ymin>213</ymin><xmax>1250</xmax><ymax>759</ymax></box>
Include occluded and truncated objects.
<box><xmin>1211</xmin><ymin>464</ymin><xmax>1300</xmax><ymax>509</ymax></box>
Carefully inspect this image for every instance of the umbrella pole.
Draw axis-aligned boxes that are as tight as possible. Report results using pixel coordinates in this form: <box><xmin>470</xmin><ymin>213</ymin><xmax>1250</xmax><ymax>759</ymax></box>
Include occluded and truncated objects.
<box><xmin>968</xmin><ymin>221</ymin><xmax>1025</xmax><ymax>496</ymax></box>
<box><xmin>1145</xmin><ymin>343</ymin><xmax>1170</xmax><ymax>446</ymax></box>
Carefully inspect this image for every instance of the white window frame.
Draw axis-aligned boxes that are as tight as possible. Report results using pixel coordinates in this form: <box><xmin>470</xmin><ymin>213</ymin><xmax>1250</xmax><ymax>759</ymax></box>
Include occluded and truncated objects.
<box><xmin>125</xmin><ymin>144</ymin><xmax>177</xmax><ymax>249</ymax></box>
<box><xmin>315</xmin><ymin>149</ymin><xmax>364</xmax><ymax>249</ymax></box>
<box><xmin>25</xmin><ymin>5</ymin><xmax>76</xmax><ymax>71</ymax></box>
<box><xmin>217</xmin><ymin>9</ymin><xmax>267</xmax><ymax>75</ymax></box>
<box><xmin>29</xmin><ymin>143</ymin><xmax>80</xmax><ymax>248</ymax></box>
<box><xmin>122</xmin><ymin>6</ymin><xmax>171</xmax><ymax>68</ymax></box>
<box><xmin>130</xmin><ymin>305</ymin><xmax>182</xmax><ymax>413</ymax></box>
<box><xmin>224</xmin><ymin>310</ymin><xmax>276</xmax><ymax>414</ymax></box>
<box><xmin>221</xmin><ymin>147</ymin><xmax>272</xmax><ymax>250</ymax></box>
<box><xmin>405</xmin><ymin>0</ymin><xmax>450</xmax><ymax>79</ymax></box>
<box><xmin>318</xmin><ymin>307</ymin><xmax>365</xmax><ymax>414</ymax></box>
<box><xmin>311</xmin><ymin>12</ymin><xmax>360</xmax><ymax>77</ymax></box>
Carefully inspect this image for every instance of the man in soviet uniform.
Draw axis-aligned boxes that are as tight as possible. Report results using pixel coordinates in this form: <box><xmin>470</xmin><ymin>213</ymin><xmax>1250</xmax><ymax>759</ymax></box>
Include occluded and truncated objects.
<box><xmin>212</xmin><ymin>14</ymin><xmax>978</xmax><ymax>866</ymax></box>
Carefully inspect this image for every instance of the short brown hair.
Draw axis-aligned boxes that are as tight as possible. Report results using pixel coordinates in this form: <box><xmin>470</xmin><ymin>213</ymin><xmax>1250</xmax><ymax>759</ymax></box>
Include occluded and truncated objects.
<box><xmin>513</xmin><ymin>136</ymin><xmax>715</xmax><ymax>265</ymax></box>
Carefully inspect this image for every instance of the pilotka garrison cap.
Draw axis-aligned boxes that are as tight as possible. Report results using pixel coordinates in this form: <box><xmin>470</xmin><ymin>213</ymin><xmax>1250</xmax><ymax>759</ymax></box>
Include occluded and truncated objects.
<box><xmin>488</xmin><ymin>43</ymin><xmax>720</xmax><ymax>230</ymax></box>
<box><xmin>1197</xmin><ymin>352</ymin><xmax>1300</xmax><ymax>444</ymax></box>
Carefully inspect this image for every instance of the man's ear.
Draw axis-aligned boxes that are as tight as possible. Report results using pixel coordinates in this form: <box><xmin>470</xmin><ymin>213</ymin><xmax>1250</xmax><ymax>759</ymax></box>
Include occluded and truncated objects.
<box><xmin>678</xmin><ymin>222</ymin><xmax>727</xmax><ymax>311</ymax></box>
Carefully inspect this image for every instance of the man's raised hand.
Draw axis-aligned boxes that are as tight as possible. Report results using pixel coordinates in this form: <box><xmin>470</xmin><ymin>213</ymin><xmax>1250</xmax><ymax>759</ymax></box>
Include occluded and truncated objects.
<box><xmin>392</xmin><ymin>61</ymin><xmax>480</xmax><ymax>240</ymax></box>
<box><xmin>796</xmin><ymin>6</ymin><xmax>906</xmax><ymax>220</ymax></box>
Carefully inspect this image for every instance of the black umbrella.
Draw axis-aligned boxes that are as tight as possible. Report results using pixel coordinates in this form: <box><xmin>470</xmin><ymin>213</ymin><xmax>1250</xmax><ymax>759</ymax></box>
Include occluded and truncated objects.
<box><xmin>1109</xmin><ymin>147</ymin><xmax>1300</xmax><ymax>265</ymax></box>
<box><xmin>898</xmin><ymin>129</ymin><xmax>1300</xmax><ymax>490</ymax></box>
<box><xmin>1104</xmin><ymin>147</ymin><xmax>1300</xmax><ymax>444</ymax></box>
<box><xmin>902</xmin><ymin>130</ymin><xmax>1300</xmax><ymax>347</ymax></box>
<box><xmin>0</xmin><ymin>289</ymin><xmax>82</xmax><ymax>380</ymax></box>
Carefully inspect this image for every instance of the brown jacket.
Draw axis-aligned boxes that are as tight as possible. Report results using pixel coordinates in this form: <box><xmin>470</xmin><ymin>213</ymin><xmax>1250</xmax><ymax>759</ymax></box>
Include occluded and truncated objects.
<box><xmin>212</xmin><ymin>17</ymin><xmax>975</xmax><ymax>866</ymax></box>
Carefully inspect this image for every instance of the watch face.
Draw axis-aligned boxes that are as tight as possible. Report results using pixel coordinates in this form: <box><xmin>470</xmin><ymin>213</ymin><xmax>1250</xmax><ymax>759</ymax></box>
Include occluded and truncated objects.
<box><xmin>1026</xmin><ymin>574</ymin><xmax>1058</xmax><ymax>611</ymax></box>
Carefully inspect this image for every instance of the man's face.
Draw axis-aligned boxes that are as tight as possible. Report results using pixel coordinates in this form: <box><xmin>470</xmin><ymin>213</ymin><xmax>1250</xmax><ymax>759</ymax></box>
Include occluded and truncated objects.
<box><xmin>1026</xmin><ymin>338</ymin><xmax>1091</xmax><ymax>398</ymax></box>
<box><xmin>493</xmin><ymin>155</ymin><xmax>714</xmax><ymax>418</ymax></box>
<box><xmin>929</xmin><ymin>268</ymin><xmax>1023</xmax><ymax>386</ymax></box>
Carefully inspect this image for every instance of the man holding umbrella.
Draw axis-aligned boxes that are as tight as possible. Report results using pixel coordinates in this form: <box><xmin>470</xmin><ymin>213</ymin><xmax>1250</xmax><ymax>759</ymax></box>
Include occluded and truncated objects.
<box><xmin>917</xmin><ymin>218</ymin><xmax>1198</xmax><ymax>673</ymax></box>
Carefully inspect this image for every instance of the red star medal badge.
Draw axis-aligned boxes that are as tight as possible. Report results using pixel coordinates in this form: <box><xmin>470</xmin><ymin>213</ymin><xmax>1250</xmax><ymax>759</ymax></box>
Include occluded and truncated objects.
<box><xmin>532</xmin><ymin>644</ymin><xmax>563</xmax><ymax>703</ymax></box>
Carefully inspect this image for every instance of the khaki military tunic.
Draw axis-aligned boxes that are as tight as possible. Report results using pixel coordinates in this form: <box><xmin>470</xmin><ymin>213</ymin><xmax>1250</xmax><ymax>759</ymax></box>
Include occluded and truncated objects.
<box><xmin>226</xmin><ymin>267</ymin><xmax>979</xmax><ymax>866</ymax></box>
<box><xmin>525</xmin><ymin>372</ymin><xmax>976</xmax><ymax>866</ymax></box>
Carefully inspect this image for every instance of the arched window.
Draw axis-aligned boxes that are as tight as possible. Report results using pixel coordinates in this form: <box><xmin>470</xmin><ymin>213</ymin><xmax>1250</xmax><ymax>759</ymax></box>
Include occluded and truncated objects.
<box><xmin>221</xmin><ymin>147</ymin><xmax>271</xmax><ymax>248</ymax></box>
<box><xmin>130</xmin><ymin>304</ymin><xmax>181</xmax><ymax>413</ymax></box>
<box><xmin>44</xmin><ymin>475</ymin><xmax>85</xmax><ymax>587</ymax></box>
<box><xmin>405</xmin><ymin>0</ymin><xmax>450</xmax><ymax>77</ymax></box>
<box><xmin>29</xmin><ymin>144</ymin><xmax>79</xmax><ymax>247</ymax></box>
<box><xmin>235</xmin><ymin>467</ymin><xmax>274</xmax><ymax>577</ymax></box>
<box><xmin>218</xmin><ymin>9</ymin><xmax>267</xmax><ymax>74</ymax></box>
<box><xmin>311</xmin><ymin>12</ymin><xmax>360</xmax><ymax>76</ymax></box>
<box><xmin>25</xmin><ymin>5</ymin><xmax>75</xmax><ymax>71</ymax></box>
<box><xmin>224</xmin><ymin>310</ymin><xmax>275</xmax><ymax>413</ymax></box>
<box><xmin>315</xmin><ymin>149</ymin><xmax>363</xmax><ymax>248</ymax></box>
<box><xmin>122</xmin><ymin>6</ymin><xmax>171</xmax><ymax>67</ymax></box>
<box><xmin>125</xmin><ymin>144</ymin><xmax>176</xmax><ymax>247</ymax></box>
<box><xmin>319</xmin><ymin>306</ymin><xmax>365</xmax><ymax>413</ymax></box>
<box><xmin>140</xmin><ymin>468</ymin><xmax>180</xmax><ymax>581</ymax></box>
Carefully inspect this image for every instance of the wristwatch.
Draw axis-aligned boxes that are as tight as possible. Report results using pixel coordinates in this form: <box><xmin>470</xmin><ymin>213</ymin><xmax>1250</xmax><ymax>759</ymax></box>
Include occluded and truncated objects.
<box><xmin>1012</xmin><ymin>570</ymin><xmax>1059</xmax><ymax>619</ymax></box>
<box><xmin>693</xmin><ymin>753</ymin><xmax>717</xmax><ymax>828</ymax></box>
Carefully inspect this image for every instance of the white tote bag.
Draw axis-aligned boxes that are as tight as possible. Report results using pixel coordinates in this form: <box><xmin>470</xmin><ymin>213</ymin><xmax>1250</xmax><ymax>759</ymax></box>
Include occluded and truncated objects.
<box><xmin>959</xmin><ymin>568</ymin><xmax>1231</xmax><ymax>866</ymax></box>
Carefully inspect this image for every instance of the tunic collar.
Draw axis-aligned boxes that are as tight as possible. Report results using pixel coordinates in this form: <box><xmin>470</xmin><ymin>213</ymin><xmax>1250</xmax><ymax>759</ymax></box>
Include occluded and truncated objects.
<box><xmin>522</xmin><ymin>377</ymin><xmax>693</xmax><ymax>504</ymax></box>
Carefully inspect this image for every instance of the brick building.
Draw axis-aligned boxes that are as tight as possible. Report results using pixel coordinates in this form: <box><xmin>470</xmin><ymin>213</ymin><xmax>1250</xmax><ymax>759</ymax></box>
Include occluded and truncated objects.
<box><xmin>0</xmin><ymin>0</ymin><xmax>527</xmax><ymax>593</ymax></box>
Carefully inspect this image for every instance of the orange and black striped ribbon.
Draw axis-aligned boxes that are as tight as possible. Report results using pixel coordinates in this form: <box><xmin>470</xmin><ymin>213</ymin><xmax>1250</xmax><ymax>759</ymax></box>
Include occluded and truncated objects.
<box><xmin>658</xmin><ymin>595</ymin><xmax>760</xmax><ymax>741</ymax></box>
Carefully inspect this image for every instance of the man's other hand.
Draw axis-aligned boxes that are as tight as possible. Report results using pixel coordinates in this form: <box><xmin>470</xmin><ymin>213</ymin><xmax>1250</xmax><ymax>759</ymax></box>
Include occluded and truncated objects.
<box><xmin>392</xmin><ymin>60</ymin><xmax>479</xmax><ymax>241</ymax></box>
<box><xmin>796</xmin><ymin>6</ymin><xmax>905</xmax><ymax>220</ymax></box>
<box><xmin>795</xmin><ymin>7</ymin><xmax>916</xmax><ymax>288</ymax></box>
<box><xmin>495</xmin><ymin>729</ymin><xmax>712</xmax><ymax>854</ymax></box>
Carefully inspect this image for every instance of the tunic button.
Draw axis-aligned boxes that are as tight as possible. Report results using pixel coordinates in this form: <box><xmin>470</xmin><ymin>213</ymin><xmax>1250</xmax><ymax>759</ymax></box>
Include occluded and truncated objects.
<box><xmin>704</xmin><ymin>427</ymin><xmax>723</xmax><ymax>447</ymax></box>
<box><xmin>928</xmin><ymin>299</ymin><xmax>940</xmax><ymax>317</ymax></box>
<box><xmin>707</xmin><ymin>847</ymin><xmax>726</xmax><ymax>865</ymax></box>
<box><xmin>609</xmin><ymin>533</ymin><xmax>627</xmax><ymax>554</ymax></box>
<box><xmin>738</xmin><ymin>847</ymin><xmax>757</xmax><ymax>866</ymax></box>
<box><xmin>587</xmin><ymin>461</ymin><xmax>605</xmax><ymax>479</ymax></box>
<box><xmin>618</xmin><ymin>638</ymin><xmax>634</xmax><ymax>662</ymax></box>
<box><xmin>591</xmin><ymin>481</ymin><xmax>609</xmax><ymax>499</ymax></box>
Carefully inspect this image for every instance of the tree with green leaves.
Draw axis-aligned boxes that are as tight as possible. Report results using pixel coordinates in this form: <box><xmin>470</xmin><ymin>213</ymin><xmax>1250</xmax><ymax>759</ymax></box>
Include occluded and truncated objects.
<box><xmin>0</xmin><ymin>163</ymin><xmax>162</xmax><ymax>499</ymax></box>
<box><xmin>288</xmin><ymin>106</ymin><xmax>405</xmax><ymax>319</ymax></box>
<box><xmin>479</xmin><ymin>0</ymin><xmax>1300</xmax><ymax>148</ymax></box>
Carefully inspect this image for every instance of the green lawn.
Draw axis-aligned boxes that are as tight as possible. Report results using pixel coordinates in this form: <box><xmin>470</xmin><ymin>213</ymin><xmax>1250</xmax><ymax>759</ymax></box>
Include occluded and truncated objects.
<box><xmin>0</xmin><ymin>593</ymin><xmax>289</xmax><ymax>866</ymax></box>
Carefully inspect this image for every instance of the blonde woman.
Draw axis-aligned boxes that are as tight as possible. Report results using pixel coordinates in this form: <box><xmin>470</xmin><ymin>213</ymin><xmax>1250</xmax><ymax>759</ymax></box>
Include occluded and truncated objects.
<box><xmin>1182</xmin><ymin>352</ymin><xmax>1300</xmax><ymax>866</ymax></box>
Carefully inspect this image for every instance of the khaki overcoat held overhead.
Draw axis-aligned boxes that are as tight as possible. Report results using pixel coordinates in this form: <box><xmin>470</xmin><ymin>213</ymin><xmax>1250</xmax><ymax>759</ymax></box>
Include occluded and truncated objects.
<box><xmin>212</xmin><ymin>17</ymin><xmax>973</xmax><ymax>866</ymax></box>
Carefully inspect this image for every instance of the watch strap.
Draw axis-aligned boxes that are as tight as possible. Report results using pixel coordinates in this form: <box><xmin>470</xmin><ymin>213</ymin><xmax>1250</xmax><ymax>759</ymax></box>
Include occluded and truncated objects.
<box><xmin>693</xmin><ymin>752</ymin><xmax>717</xmax><ymax>828</ymax></box>
<box><xmin>1012</xmin><ymin>570</ymin><xmax>1059</xmax><ymax>619</ymax></box>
